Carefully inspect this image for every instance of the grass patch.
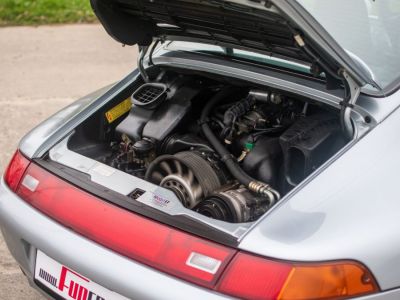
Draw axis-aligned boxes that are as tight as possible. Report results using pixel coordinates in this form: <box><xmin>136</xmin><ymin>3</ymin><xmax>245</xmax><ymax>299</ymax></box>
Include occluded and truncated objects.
<box><xmin>0</xmin><ymin>0</ymin><xmax>96</xmax><ymax>26</ymax></box>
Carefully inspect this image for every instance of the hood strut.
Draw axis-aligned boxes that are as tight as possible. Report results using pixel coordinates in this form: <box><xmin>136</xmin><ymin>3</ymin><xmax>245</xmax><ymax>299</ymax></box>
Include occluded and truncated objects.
<box><xmin>138</xmin><ymin>46</ymin><xmax>150</xmax><ymax>83</ymax></box>
<box><xmin>340</xmin><ymin>70</ymin><xmax>361</xmax><ymax>139</ymax></box>
<box><xmin>292</xmin><ymin>32</ymin><xmax>361</xmax><ymax>139</ymax></box>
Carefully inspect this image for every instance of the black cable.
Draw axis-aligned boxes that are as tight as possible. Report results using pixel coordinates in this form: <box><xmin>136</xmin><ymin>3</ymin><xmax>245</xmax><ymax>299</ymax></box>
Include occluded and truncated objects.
<box><xmin>173</xmin><ymin>140</ymin><xmax>214</xmax><ymax>153</ymax></box>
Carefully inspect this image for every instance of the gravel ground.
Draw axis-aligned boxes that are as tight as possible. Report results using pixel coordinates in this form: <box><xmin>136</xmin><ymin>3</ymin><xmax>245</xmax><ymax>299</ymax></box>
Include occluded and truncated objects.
<box><xmin>0</xmin><ymin>24</ymin><xmax>137</xmax><ymax>299</ymax></box>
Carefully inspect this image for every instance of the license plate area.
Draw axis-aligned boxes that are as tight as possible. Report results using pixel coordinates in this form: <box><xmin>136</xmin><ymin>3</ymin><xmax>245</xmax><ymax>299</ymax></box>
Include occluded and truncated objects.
<box><xmin>35</xmin><ymin>251</ymin><xmax>128</xmax><ymax>300</ymax></box>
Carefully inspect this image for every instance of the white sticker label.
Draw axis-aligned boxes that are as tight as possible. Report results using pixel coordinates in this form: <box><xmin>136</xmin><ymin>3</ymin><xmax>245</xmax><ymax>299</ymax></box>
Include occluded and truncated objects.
<box><xmin>92</xmin><ymin>164</ymin><xmax>116</xmax><ymax>177</ymax></box>
<box><xmin>136</xmin><ymin>192</ymin><xmax>177</xmax><ymax>210</ymax></box>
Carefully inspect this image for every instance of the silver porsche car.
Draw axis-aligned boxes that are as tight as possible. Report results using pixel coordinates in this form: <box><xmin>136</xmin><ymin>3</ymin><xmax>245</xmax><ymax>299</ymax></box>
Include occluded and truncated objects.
<box><xmin>1</xmin><ymin>0</ymin><xmax>400</xmax><ymax>299</ymax></box>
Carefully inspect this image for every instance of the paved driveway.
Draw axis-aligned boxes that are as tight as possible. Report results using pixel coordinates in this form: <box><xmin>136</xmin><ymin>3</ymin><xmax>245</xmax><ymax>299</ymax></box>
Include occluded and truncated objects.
<box><xmin>0</xmin><ymin>24</ymin><xmax>137</xmax><ymax>299</ymax></box>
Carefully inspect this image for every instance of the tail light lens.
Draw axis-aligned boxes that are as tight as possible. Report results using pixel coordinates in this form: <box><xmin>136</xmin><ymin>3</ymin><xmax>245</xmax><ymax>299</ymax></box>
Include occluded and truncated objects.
<box><xmin>15</xmin><ymin>163</ymin><xmax>235</xmax><ymax>288</ymax></box>
<box><xmin>217</xmin><ymin>252</ymin><xmax>292</xmax><ymax>299</ymax></box>
<box><xmin>217</xmin><ymin>253</ymin><xmax>378</xmax><ymax>300</ymax></box>
<box><xmin>4</xmin><ymin>150</ymin><xmax>30</xmax><ymax>192</ymax></box>
<box><xmin>7</xmin><ymin>159</ymin><xmax>379</xmax><ymax>299</ymax></box>
<box><xmin>277</xmin><ymin>262</ymin><xmax>378</xmax><ymax>300</ymax></box>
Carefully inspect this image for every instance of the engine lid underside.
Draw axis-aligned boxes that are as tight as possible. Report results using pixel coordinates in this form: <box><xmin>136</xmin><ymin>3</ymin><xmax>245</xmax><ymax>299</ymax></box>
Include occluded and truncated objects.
<box><xmin>91</xmin><ymin>0</ymin><xmax>312</xmax><ymax>64</ymax></box>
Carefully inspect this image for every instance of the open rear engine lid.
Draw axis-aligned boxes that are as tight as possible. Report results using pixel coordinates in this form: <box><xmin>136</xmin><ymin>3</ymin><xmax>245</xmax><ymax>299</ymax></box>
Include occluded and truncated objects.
<box><xmin>90</xmin><ymin>0</ymin><xmax>380</xmax><ymax>90</ymax></box>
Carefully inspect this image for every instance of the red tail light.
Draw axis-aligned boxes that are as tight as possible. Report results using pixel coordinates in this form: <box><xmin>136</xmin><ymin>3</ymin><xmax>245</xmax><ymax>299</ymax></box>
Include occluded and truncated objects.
<box><xmin>216</xmin><ymin>253</ymin><xmax>378</xmax><ymax>300</ymax></box>
<box><xmin>10</xmin><ymin>161</ymin><xmax>379</xmax><ymax>299</ymax></box>
<box><xmin>217</xmin><ymin>252</ymin><xmax>292</xmax><ymax>299</ymax></box>
<box><xmin>15</xmin><ymin>163</ymin><xmax>235</xmax><ymax>288</ymax></box>
<box><xmin>4</xmin><ymin>150</ymin><xmax>30</xmax><ymax>192</ymax></box>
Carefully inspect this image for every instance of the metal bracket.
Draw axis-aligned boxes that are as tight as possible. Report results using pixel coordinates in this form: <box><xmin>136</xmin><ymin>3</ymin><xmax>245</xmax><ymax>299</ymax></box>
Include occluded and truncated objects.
<box><xmin>341</xmin><ymin>70</ymin><xmax>361</xmax><ymax>139</ymax></box>
<box><xmin>294</xmin><ymin>34</ymin><xmax>305</xmax><ymax>47</ymax></box>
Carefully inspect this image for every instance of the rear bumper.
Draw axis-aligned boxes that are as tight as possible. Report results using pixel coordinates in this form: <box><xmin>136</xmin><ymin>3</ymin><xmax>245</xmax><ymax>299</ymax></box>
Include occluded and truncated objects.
<box><xmin>2</xmin><ymin>177</ymin><xmax>400</xmax><ymax>300</ymax></box>
<box><xmin>0</xmin><ymin>178</ymin><xmax>230</xmax><ymax>300</ymax></box>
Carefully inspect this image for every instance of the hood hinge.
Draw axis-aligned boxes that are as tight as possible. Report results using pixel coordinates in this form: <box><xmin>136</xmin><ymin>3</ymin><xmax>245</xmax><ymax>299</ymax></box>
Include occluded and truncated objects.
<box><xmin>292</xmin><ymin>32</ymin><xmax>362</xmax><ymax>139</ymax></box>
<box><xmin>292</xmin><ymin>31</ymin><xmax>343</xmax><ymax>85</ymax></box>
<box><xmin>339</xmin><ymin>69</ymin><xmax>361</xmax><ymax>139</ymax></box>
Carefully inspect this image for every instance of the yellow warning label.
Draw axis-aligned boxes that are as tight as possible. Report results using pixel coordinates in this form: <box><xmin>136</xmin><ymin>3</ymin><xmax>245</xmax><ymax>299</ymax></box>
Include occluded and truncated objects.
<box><xmin>105</xmin><ymin>98</ymin><xmax>132</xmax><ymax>123</ymax></box>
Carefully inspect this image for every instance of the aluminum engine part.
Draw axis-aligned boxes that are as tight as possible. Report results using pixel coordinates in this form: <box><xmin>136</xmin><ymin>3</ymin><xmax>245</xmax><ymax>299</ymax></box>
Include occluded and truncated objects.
<box><xmin>194</xmin><ymin>188</ymin><xmax>270</xmax><ymax>223</ymax></box>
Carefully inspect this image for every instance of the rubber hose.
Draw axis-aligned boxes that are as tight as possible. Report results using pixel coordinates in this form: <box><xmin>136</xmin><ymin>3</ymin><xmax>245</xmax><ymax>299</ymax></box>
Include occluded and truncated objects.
<box><xmin>200</xmin><ymin>87</ymin><xmax>257</xmax><ymax>187</ymax></box>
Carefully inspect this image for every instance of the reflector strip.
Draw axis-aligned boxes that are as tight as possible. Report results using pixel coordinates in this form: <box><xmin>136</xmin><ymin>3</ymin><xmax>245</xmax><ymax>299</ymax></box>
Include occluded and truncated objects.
<box><xmin>16</xmin><ymin>163</ymin><xmax>236</xmax><ymax>288</ymax></box>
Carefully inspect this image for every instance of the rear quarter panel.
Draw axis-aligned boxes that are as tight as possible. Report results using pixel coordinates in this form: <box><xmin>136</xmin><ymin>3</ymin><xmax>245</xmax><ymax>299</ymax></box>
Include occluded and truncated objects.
<box><xmin>240</xmin><ymin>93</ymin><xmax>400</xmax><ymax>291</ymax></box>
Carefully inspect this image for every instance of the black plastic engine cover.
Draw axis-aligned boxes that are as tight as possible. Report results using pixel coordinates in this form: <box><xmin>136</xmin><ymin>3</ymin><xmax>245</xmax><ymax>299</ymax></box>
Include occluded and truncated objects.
<box><xmin>242</xmin><ymin>137</ymin><xmax>282</xmax><ymax>187</ymax></box>
<box><xmin>142</xmin><ymin>85</ymin><xmax>197</xmax><ymax>141</ymax></box>
<box><xmin>279</xmin><ymin>113</ymin><xmax>345</xmax><ymax>189</ymax></box>
<box><xmin>115</xmin><ymin>107</ymin><xmax>154</xmax><ymax>141</ymax></box>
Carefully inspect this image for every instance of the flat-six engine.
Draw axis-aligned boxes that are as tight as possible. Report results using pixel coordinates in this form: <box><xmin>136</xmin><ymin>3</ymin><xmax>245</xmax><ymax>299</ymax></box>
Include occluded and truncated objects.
<box><xmin>89</xmin><ymin>73</ymin><xmax>345</xmax><ymax>223</ymax></box>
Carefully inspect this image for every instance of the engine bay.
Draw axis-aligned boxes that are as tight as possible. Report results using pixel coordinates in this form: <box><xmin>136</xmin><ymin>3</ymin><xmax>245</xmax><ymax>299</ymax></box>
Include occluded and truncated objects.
<box><xmin>68</xmin><ymin>70</ymin><xmax>347</xmax><ymax>224</ymax></box>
